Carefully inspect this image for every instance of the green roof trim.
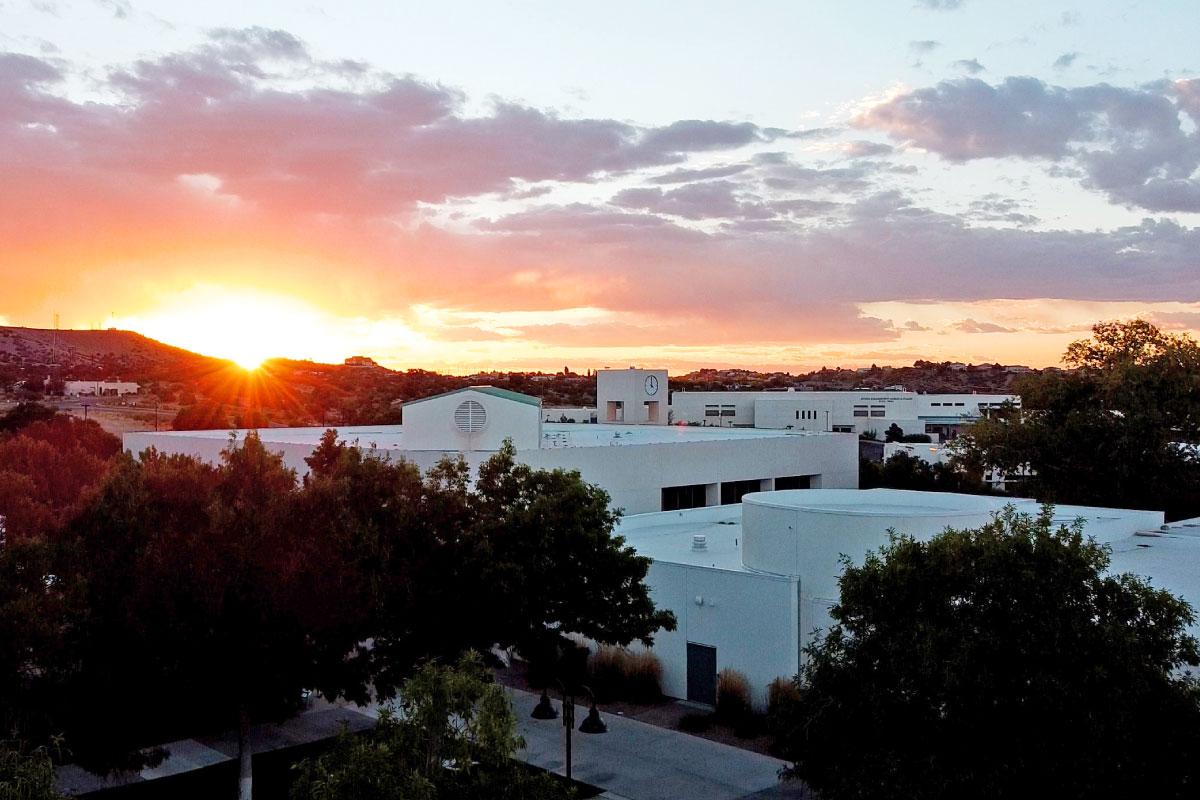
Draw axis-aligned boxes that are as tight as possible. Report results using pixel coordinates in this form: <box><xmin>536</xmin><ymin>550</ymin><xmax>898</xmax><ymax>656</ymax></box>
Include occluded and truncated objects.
<box><xmin>402</xmin><ymin>385</ymin><xmax>541</xmax><ymax>408</ymax></box>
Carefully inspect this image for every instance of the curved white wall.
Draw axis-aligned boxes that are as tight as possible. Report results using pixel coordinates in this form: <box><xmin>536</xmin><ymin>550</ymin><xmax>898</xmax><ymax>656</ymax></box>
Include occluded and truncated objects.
<box><xmin>741</xmin><ymin>489</ymin><xmax>1033</xmax><ymax>600</ymax></box>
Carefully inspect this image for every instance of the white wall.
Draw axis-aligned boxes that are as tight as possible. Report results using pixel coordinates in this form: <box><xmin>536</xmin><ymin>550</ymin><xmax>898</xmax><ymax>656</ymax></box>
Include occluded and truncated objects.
<box><xmin>403</xmin><ymin>390</ymin><xmax>542</xmax><ymax>451</ymax></box>
<box><xmin>596</xmin><ymin>369</ymin><xmax>668</xmax><ymax>425</ymax></box>
<box><xmin>61</xmin><ymin>380</ymin><xmax>139</xmax><ymax>397</ymax></box>
<box><xmin>519</xmin><ymin>432</ymin><xmax>858</xmax><ymax>515</ymax></box>
<box><xmin>646</xmin><ymin>561</ymin><xmax>799</xmax><ymax>710</ymax></box>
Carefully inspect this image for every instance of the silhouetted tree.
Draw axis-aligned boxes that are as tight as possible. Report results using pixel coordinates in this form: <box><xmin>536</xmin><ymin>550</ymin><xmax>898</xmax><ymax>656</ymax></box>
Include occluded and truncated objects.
<box><xmin>778</xmin><ymin>506</ymin><xmax>1200</xmax><ymax>799</ymax></box>
<box><xmin>954</xmin><ymin>320</ymin><xmax>1200</xmax><ymax>519</ymax></box>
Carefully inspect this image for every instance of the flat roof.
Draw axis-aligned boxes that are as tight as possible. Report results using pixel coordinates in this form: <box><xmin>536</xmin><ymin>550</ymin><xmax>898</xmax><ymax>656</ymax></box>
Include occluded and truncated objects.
<box><xmin>742</xmin><ymin>488</ymin><xmax>1022</xmax><ymax>517</ymax></box>
<box><xmin>135</xmin><ymin>422</ymin><xmax>833</xmax><ymax>451</ymax></box>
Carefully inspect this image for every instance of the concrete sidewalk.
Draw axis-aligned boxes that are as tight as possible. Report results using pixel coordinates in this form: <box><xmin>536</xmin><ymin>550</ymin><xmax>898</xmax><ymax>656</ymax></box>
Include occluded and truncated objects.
<box><xmin>509</xmin><ymin>688</ymin><xmax>809</xmax><ymax>800</ymax></box>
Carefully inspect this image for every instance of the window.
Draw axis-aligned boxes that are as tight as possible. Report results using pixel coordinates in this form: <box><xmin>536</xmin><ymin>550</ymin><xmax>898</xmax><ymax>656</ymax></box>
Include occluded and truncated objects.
<box><xmin>870</xmin><ymin>405</ymin><xmax>886</xmax><ymax>418</ymax></box>
<box><xmin>954</xmin><ymin>402</ymin><xmax>965</xmax><ymax>407</ymax></box>
<box><xmin>720</xmin><ymin>405</ymin><xmax>736</xmax><ymax>417</ymax></box>
<box><xmin>704</xmin><ymin>405</ymin><xmax>721</xmax><ymax>417</ymax></box>
<box><xmin>853</xmin><ymin>405</ymin><xmax>868</xmax><ymax>417</ymax></box>
<box><xmin>832</xmin><ymin>424</ymin><xmax>853</xmax><ymax>433</ymax></box>
<box><xmin>931</xmin><ymin>402</ymin><xmax>942</xmax><ymax>407</ymax></box>
<box><xmin>662</xmin><ymin>484</ymin><xmax>708</xmax><ymax>511</ymax></box>
<box><xmin>721</xmin><ymin>479</ymin><xmax>763</xmax><ymax>505</ymax></box>
<box><xmin>775</xmin><ymin>475</ymin><xmax>811</xmax><ymax>490</ymax></box>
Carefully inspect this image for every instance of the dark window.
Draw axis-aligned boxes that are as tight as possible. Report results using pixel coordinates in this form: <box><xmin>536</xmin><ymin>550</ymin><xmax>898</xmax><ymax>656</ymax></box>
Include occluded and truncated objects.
<box><xmin>853</xmin><ymin>405</ymin><xmax>868</xmax><ymax>417</ymax></box>
<box><xmin>662</xmin><ymin>483</ymin><xmax>708</xmax><ymax>511</ymax></box>
<box><xmin>704</xmin><ymin>405</ymin><xmax>720</xmax><ymax>417</ymax></box>
<box><xmin>774</xmin><ymin>475</ymin><xmax>811</xmax><ymax>490</ymax></box>
<box><xmin>832</xmin><ymin>424</ymin><xmax>854</xmax><ymax>433</ymax></box>
<box><xmin>720</xmin><ymin>405</ymin><xmax>736</xmax><ymax>417</ymax></box>
<box><xmin>721</xmin><ymin>479</ymin><xmax>763</xmax><ymax>505</ymax></box>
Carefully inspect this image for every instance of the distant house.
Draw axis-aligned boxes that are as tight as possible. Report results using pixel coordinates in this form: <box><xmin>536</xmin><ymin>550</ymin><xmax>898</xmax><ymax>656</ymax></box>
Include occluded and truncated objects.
<box><xmin>343</xmin><ymin>356</ymin><xmax>380</xmax><ymax>368</ymax></box>
<box><xmin>56</xmin><ymin>379</ymin><xmax>139</xmax><ymax>397</ymax></box>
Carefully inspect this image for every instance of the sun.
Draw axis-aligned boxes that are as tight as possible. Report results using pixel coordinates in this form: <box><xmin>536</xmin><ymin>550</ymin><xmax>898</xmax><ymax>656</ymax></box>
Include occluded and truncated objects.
<box><xmin>113</xmin><ymin>286</ymin><xmax>349</xmax><ymax>367</ymax></box>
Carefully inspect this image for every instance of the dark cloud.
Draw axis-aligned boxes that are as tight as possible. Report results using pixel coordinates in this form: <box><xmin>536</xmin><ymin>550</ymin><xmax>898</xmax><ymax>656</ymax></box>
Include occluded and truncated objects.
<box><xmin>910</xmin><ymin>40</ymin><xmax>942</xmax><ymax>53</ymax></box>
<box><xmin>612</xmin><ymin>181</ymin><xmax>773</xmax><ymax>220</ymax></box>
<box><xmin>648</xmin><ymin>164</ymin><xmax>751</xmax><ymax>184</ymax></box>
<box><xmin>966</xmin><ymin>194</ymin><xmax>1039</xmax><ymax>226</ymax></box>
<box><xmin>1053</xmin><ymin>52</ymin><xmax>1080</xmax><ymax>69</ymax></box>
<box><xmin>856</xmin><ymin>76</ymin><xmax>1200</xmax><ymax>211</ymax></box>
<box><xmin>843</xmin><ymin>140</ymin><xmax>895</xmax><ymax>157</ymax></box>
<box><xmin>951</xmin><ymin>58</ymin><xmax>985</xmax><ymax>75</ymax></box>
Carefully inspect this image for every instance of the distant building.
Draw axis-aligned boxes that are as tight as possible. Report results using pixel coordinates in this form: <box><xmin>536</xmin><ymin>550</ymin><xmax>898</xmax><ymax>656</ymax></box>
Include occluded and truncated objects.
<box><xmin>57</xmin><ymin>380</ymin><xmax>140</xmax><ymax>397</ymax></box>
<box><xmin>670</xmin><ymin>389</ymin><xmax>1018</xmax><ymax>439</ymax></box>
<box><xmin>597</xmin><ymin>368</ymin><xmax>668</xmax><ymax>425</ymax></box>
<box><xmin>343</xmin><ymin>356</ymin><xmax>380</xmax><ymax>368</ymax></box>
<box><xmin>125</xmin><ymin>384</ymin><xmax>858</xmax><ymax>516</ymax></box>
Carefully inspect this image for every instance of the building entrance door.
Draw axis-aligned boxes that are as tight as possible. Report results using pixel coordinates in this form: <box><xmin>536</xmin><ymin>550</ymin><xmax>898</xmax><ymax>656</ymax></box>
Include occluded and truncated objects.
<box><xmin>686</xmin><ymin>642</ymin><xmax>717</xmax><ymax>706</ymax></box>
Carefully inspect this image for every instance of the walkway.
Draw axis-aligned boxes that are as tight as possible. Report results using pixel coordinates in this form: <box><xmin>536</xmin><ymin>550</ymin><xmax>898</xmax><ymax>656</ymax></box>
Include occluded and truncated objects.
<box><xmin>509</xmin><ymin>688</ymin><xmax>809</xmax><ymax>800</ymax></box>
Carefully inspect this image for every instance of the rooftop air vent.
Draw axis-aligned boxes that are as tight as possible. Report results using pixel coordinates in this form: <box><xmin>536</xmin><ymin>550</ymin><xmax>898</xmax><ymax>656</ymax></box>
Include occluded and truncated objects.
<box><xmin>692</xmin><ymin>534</ymin><xmax>707</xmax><ymax>551</ymax></box>
<box><xmin>454</xmin><ymin>399</ymin><xmax>487</xmax><ymax>433</ymax></box>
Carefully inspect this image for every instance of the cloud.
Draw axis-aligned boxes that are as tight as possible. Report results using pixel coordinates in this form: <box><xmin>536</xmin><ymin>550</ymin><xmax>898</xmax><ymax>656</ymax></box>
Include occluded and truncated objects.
<box><xmin>842</xmin><ymin>140</ymin><xmax>895</xmax><ymax>158</ymax></box>
<box><xmin>909</xmin><ymin>40</ymin><xmax>942</xmax><ymax>54</ymax></box>
<box><xmin>903</xmin><ymin>320</ymin><xmax>931</xmax><ymax>331</ymax></box>
<box><xmin>1053</xmin><ymin>51</ymin><xmax>1080</xmax><ymax>70</ymax></box>
<box><xmin>855</xmin><ymin>76</ymin><xmax>1200</xmax><ymax>211</ymax></box>
<box><xmin>954</xmin><ymin>318</ymin><xmax>1017</xmax><ymax>333</ymax></box>
<box><xmin>915</xmin><ymin>0</ymin><xmax>965</xmax><ymax>10</ymax></box>
<box><xmin>951</xmin><ymin>58</ymin><xmax>985</xmax><ymax>74</ymax></box>
<box><xmin>1</xmin><ymin>30</ymin><xmax>1199</xmax><ymax>369</ymax></box>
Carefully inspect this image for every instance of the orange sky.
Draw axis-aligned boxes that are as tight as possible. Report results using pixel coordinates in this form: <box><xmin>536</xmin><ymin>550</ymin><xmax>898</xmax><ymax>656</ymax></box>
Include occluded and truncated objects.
<box><xmin>2</xmin><ymin>20</ymin><xmax>1198</xmax><ymax>373</ymax></box>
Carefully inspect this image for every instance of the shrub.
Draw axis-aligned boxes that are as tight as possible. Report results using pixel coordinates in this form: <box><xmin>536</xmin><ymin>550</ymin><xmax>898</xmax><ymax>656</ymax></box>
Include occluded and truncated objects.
<box><xmin>767</xmin><ymin>676</ymin><xmax>801</xmax><ymax>714</ymax></box>
<box><xmin>715</xmin><ymin>669</ymin><xmax>752</xmax><ymax>723</ymax></box>
<box><xmin>586</xmin><ymin>646</ymin><xmax>663</xmax><ymax>703</ymax></box>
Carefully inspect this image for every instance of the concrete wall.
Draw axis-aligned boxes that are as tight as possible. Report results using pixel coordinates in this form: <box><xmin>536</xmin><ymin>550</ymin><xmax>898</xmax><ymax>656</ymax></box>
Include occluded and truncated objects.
<box><xmin>403</xmin><ymin>390</ymin><xmax>542</xmax><ymax>451</ymax></box>
<box><xmin>519</xmin><ymin>432</ymin><xmax>858</xmax><ymax>515</ymax></box>
<box><xmin>61</xmin><ymin>380</ymin><xmax>139</xmax><ymax>396</ymax></box>
<box><xmin>646</xmin><ymin>561</ymin><xmax>799</xmax><ymax>710</ymax></box>
<box><xmin>597</xmin><ymin>369</ymin><xmax>668</xmax><ymax>424</ymax></box>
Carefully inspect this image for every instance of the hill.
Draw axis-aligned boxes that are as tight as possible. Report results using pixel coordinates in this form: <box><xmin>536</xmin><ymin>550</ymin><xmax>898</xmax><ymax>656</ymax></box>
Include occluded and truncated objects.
<box><xmin>0</xmin><ymin>326</ymin><xmax>229</xmax><ymax>382</ymax></box>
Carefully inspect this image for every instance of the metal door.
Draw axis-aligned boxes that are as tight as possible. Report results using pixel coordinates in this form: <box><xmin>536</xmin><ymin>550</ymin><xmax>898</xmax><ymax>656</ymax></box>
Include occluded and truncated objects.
<box><xmin>686</xmin><ymin>642</ymin><xmax>717</xmax><ymax>706</ymax></box>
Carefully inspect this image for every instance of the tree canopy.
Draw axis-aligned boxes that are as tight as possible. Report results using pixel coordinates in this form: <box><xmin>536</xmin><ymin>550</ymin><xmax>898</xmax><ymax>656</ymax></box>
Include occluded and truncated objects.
<box><xmin>953</xmin><ymin>319</ymin><xmax>1200</xmax><ymax>520</ymax></box>
<box><xmin>778</xmin><ymin>506</ymin><xmax>1200</xmax><ymax>800</ymax></box>
<box><xmin>291</xmin><ymin>652</ymin><xmax>569</xmax><ymax>800</ymax></box>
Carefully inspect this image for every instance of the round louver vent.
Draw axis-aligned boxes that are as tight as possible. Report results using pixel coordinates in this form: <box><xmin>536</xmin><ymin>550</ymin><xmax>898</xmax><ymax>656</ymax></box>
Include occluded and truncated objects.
<box><xmin>454</xmin><ymin>399</ymin><xmax>487</xmax><ymax>433</ymax></box>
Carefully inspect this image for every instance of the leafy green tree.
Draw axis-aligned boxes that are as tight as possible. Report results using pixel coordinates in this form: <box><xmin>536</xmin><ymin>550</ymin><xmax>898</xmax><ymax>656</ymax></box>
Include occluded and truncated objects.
<box><xmin>954</xmin><ymin>319</ymin><xmax>1200</xmax><ymax>519</ymax></box>
<box><xmin>290</xmin><ymin>652</ymin><xmax>569</xmax><ymax>800</ymax></box>
<box><xmin>883</xmin><ymin>423</ymin><xmax>904</xmax><ymax>442</ymax></box>
<box><xmin>859</xmin><ymin>452</ymin><xmax>991</xmax><ymax>494</ymax></box>
<box><xmin>778</xmin><ymin>506</ymin><xmax>1200</xmax><ymax>800</ymax></box>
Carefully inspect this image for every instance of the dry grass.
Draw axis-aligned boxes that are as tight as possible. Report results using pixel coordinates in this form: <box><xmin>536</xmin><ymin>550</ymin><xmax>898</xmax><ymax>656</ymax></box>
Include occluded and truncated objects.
<box><xmin>716</xmin><ymin>668</ymin><xmax>752</xmax><ymax>722</ymax></box>
<box><xmin>588</xmin><ymin>646</ymin><xmax>663</xmax><ymax>703</ymax></box>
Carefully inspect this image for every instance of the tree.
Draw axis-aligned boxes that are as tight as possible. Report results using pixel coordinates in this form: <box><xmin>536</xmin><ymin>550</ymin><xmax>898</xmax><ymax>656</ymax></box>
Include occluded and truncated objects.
<box><xmin>0</xmin><ymin>402</ymin><xmax>56</xmax><ymax>434</ymax></box>
<box><xmin>171</xmin><ymin>400</ymin><xmax>232</xmax><ymax>430</ymax></box>
<box><xmin>859</xmin><ymin>452</ymin><xmax>991</xmax><ymax>494</ymax></box>
<box><xmin>954</xmin><ymin>320</ymin><xmax>1200</xmax><ymax>520</ymax></box>
<box><xmin>302</xmin><ymin>434</ymin><xmax>676</xmax><ymax>696</ymax></box>
<box><xmin>778</xmin><ymin>506</ymin><xmax>1200</xmax><ymax>799</ymax></box>
<box><xmin>56</xmin><ymin>435</ymin><xmax>371</xmax><ymax>797</ymax></box>
<box><xmin>290</xmin><ymin>652</ymin><xmax>568</xmax><ymax>800</ymax></box>
<box><xmin>883</xmin><ymin>423</ymin><xmax>904</xmax><ymax>442</ymax></box>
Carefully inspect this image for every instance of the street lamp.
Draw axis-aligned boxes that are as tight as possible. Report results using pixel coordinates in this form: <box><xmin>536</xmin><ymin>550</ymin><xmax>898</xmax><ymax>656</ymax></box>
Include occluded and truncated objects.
<box><xmin>530</xmin><ymin>683</ymin><xmax>606</xmax><ymax>782</ymax></box>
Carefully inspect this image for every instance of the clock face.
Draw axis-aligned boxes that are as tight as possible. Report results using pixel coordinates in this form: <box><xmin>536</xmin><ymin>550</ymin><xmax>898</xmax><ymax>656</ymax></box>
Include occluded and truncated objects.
<box><xmin>644</xmin><ymin>375</ymin><xmax>659</xmax><ymax>395</ymax></box>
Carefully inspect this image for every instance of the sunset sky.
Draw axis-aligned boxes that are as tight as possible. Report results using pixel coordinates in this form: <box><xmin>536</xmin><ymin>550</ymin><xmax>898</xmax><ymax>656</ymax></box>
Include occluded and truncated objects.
<box><xmin>2</xmin><ymin>0</ymin><xmax>1198</xmax><ymax>372</ymax></box>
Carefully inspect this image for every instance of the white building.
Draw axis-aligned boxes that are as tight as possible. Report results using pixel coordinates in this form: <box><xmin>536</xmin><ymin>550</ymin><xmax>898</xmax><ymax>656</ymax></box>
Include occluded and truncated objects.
<box><xmin>597</xmin><ymin>368</ymin><xmax>668</xmax><ymax>425</ymax></box>
<box><xmin>56</xmin><ymin>380</ymin><xmax>140</xmax><ymax>397</ymax></box>
<box><xmin>124</xmin><ymin>386</ymin><xmax>858</xmax><ymax>515</ymax></box>
<box><xmin>619</xmin><ymin>489</ymin><xmax>1173</xmax><ymax>708</ymax></box>
<box><xmin>669</xmin><ymin>389</ymin><xmax>1017</xmax><ymax>439</ymax></box>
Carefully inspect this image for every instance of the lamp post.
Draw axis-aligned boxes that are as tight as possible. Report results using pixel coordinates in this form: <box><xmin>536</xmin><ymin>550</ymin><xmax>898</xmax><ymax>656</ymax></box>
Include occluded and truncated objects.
<box><xmin>530</xmin><ymin>683</ymin><xmax>606</xmax><ymax>782</ymax></box>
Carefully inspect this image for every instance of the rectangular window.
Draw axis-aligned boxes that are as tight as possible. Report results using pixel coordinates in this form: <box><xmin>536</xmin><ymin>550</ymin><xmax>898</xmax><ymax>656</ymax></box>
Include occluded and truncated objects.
<box><xmin>832</xmin><ymin>425</ymin><xmax>853</xmax><ymax>433</ymax></box>
<box><xmin>955</xmin><ymin>402</ymin><xmax>965</xmax><ymax>407</ymax></box>
<box><xmin>774</xmin><ymin>475</ymin><xmax>811</xmax><ymax>490</ymax></box>
<box><xmin>870</xmin><ymin>405</ymin><xmax>886</xmax><ymax>417</ymax></box>
<box><xmin>720</xmin><ymin>405</ymin><xmax>736</xmax><ymax>417</ymax></box>
<box><xmin>931</xmin><ymin>402</ymin><xmax>942</xmax><ymax>407</ymax></box>
<box><xmin>795</xmin><ymin>410</ymin><xmax>800</xmax><ymax>420</ymax></box>
<box><xmin>853</xmin><ymin>405</ymin><xmax>868</xmax><ymax>417</ymax></box>
<box><xmin>704</xmin><ymin>405</ymin><xmax>720</xmax><ymax>417</ymax></box>
<box><xmin>662</xmin><ymin>484</ymin><xmax>708</xmax><ymax>511</ymax></box>
<box><xmin>721</xmin><ymin>479</ymin><xmax>763</xmax><ymax>505</ymax></box>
